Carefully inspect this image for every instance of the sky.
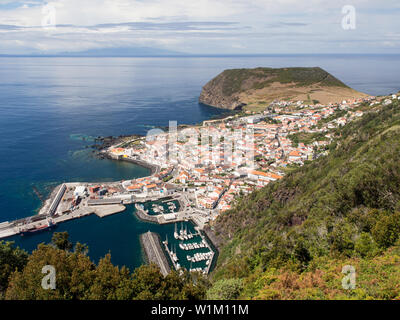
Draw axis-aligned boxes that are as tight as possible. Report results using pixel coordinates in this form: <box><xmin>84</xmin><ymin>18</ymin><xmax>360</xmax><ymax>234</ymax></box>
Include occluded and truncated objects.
<box><xmin>0</xmin><ymin>0</ymin><xmax>399</xmax><ymax>55</ymax></box>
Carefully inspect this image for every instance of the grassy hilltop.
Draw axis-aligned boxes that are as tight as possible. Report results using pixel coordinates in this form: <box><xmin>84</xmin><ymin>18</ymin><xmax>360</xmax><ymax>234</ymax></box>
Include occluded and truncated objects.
<box><xmin>208</xmin><ymin>96</ymin><xmax>400</xmax><ymax>299</ymax></box>
<box><xmin>199</xmin><ymin>67</ymin><xmax>368</xmax><ymax>111</ymax></box>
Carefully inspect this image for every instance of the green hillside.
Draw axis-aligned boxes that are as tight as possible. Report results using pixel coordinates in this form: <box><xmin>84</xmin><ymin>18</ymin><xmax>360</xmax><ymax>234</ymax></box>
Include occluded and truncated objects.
<box><xmin>209</xmin><ymin>97</ymin><xmax>400</xmax><ymax>299</ymax></box>
<box><xmin>218</xmin><ymin>67</ymin><xmax>349</xmax><ymax>96</ymax></box>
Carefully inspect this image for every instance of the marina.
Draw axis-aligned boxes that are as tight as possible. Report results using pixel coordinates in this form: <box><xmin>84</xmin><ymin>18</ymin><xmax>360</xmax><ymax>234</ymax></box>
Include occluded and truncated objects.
<box><xmin>0</xmin><ymin>179</ymin><xmax>217</xmax><ymax>275</ymax></box>
<box><xmin>141</xmin><ymin>199</ymin><xmax>180</xmax><ymax>216</ymax></box>
<box><xmin>163</xmin><ymin>222</ymin><xmax>215</xmax><ymax>274</ymax></box>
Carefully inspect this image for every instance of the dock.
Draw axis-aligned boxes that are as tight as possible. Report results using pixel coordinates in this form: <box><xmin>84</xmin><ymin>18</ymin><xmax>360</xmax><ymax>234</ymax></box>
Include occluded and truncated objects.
<box><xmin>93</xmin><ymin>204</ymin><xmax>126</xmax><ymax>218</ymax></box>
<box><xmin>196</xmin><ymin>227</ymin><xmax>215</xmax><ymax>274</ymax></box>
<box><xmin>140</xmin><ymin>231</ymin><xmax>171</xmax><ymax>277</ymax></box>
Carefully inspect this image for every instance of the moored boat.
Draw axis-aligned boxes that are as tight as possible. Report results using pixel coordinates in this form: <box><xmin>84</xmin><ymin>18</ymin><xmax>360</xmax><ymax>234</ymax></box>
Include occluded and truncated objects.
<box><xmin>21</xmin><ymin>219</ymin><xmax>55</xmax><ymax>236</ymax></box>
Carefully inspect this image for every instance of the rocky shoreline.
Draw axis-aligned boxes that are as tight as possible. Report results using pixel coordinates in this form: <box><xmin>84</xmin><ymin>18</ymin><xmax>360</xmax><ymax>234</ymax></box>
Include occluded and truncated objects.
<box><xmin>91</xmin><ymin>134</ymin><xmax>142</xmax><ymax>152</ymax></box>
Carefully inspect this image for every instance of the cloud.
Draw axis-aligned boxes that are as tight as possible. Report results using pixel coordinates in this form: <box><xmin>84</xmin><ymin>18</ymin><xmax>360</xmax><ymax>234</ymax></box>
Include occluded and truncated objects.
<box><xmin>0</xmin><ymin>0</ymin><xmax>399</xmax><ymax>54</ymax></box>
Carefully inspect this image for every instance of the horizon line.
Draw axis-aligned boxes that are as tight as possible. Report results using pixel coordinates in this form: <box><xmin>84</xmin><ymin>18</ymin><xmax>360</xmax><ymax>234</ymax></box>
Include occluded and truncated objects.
<box><xmin>1</xmin><ymin>53</ymin><xmax>400</xmax><ymax>58</ymax></box>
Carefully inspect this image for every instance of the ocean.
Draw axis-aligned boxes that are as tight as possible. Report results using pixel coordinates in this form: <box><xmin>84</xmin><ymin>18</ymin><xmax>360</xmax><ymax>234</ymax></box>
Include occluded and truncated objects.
<box><xmin>0</xmin><ymin>55</ymin><xmax>399</xmax><ymax>270</ymax></box>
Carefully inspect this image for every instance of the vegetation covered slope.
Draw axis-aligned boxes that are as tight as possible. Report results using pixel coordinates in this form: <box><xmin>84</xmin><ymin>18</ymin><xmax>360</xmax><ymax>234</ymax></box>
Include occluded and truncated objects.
<box><xmin>199</xmin><ymin>67</ymin><xmax>367</xmax><ymax>110</ymax></box>
<box><xmin>209</xmin><ymin>98</ymin><xmax>400</xmax><ymax>299</ymax></box>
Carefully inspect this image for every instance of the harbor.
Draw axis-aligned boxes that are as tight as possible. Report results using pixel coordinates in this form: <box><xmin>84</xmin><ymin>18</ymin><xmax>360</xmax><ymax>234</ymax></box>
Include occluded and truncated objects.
<box><xmin>0</xmin><ymin>133</ymin><xmax>219</xmax><ymax>275</ymax></box>
<box><xmin>0</xmin><ymin>178</ymin><xmax>194</xmax><ymax>240</ymax></box>
<box><xmin>0</xmin><ymin>179</ymin><xmax>217</xmax><ymax>275</ymax></box>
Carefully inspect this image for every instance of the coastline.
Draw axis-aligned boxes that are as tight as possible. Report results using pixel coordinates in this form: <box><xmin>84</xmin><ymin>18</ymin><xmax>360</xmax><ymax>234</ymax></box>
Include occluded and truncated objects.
<box><xmin>0</xmin><ymin>100</ymin><xmax>243</xmax><ymax>273</ymax></box>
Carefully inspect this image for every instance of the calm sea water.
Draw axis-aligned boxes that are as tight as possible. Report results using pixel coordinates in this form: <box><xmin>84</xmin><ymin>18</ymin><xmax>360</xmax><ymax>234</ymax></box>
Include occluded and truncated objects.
<box><xmin>0</xmin><ymin>55</ymin><xmax>399</xmax><ymax>270</ymax></box>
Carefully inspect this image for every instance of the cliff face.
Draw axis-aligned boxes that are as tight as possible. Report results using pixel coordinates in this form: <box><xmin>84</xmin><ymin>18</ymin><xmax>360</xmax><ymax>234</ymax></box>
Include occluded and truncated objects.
<box><xmin>199</xmin><ymin>67</ymin><xmax>367</xmax><ymax>110</ymax></box>
<box><xmin>199</xmin><ymin>78</ymin><xmax>245</xmax><ymax>110</ymax></box>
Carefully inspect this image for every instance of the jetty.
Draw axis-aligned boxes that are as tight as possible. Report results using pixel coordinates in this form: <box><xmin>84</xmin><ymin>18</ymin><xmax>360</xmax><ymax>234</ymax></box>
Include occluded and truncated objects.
<box><xmin>162</xmin><ymin>239</ymin><xmax>181</xmax><ymax>271</ymax></box>
<box><xmin>140</xmin><ymin>231</ymin><xmax>171</xmax><ymax>277</ymax></box>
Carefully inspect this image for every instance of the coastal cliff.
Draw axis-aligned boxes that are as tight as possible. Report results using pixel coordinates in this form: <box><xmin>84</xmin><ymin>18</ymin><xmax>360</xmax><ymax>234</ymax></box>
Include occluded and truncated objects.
<box><xmin>199</xmin><ymin>67</ymin><xmax>368</xmax><ymax>110</ymax></box>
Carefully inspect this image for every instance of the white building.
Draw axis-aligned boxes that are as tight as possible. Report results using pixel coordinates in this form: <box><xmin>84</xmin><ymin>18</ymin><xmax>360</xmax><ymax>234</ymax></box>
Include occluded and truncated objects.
<box><xmin>74</xmin><ymin>186</ymin><xmax>87</xmax><ymax>197</ymax></box>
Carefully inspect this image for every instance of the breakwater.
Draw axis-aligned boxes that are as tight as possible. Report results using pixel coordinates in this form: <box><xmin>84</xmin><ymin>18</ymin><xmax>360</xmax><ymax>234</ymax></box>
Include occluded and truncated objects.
<box><xmin>140</xmin><ymin>231</ymin><xmax>171</xmax><ymax>277</ymax></box>
<box><xmin>134</xmin><ymin>203</ymin><xmax>158</xmax><ymax>223</ymax></box>
<box><xmin>103</xmin><ymin>152</ymin><xmax>159</xmax><ymax>175</ymax></box>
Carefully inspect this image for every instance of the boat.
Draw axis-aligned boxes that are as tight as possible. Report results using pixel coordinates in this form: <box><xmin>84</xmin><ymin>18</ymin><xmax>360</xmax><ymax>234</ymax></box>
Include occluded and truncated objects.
<box><xmin>21</xmin><ymin>219</ymin><xmax>55</xmax><ymax>236</ymax></box>
<box><xmin>174</xmin><ymin>223</ymin><xmax>178</xmax><ymax>239</ymax></box>
<box><xmin>172</xmin><ymin>245</ymin><xmax>178</xmax><ymax>262</ymax></box>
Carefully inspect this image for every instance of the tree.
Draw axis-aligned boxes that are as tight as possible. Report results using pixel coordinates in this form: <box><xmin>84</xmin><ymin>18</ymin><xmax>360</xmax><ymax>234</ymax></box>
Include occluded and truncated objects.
<box><xmin>51</xmin><ymin>232</ymin><xmax>73</xmax><ymax>251</ymax></box>
<box><xmin>5</xmin><ymin>243</ymin><xmax>96</xmax><ymax>300</ymax></box>
<box><xmin>0</xmin><ymin>241</ymin><xmax>28</xmax><ymax>297</ymax></box>
<box><xmin>372</xmin><ymin>212</ymin><xmax>400</xmax><ymax>248</ymax></box>
<box><xmin>354</xmin><ymin>232</ymin><xmax>379</xmax><ymax>258</ymax></box>
<box><xmin>4</xmin><ymin>232</ymin><xmax>209</xmax><ymax>300</ymax></box>
<box><xmin>293</xmin><ymin>239</ymin><xmax>311</xmax><ymax>270</ymax></box>
<box><xmin>131</xmin><ymin>264</ymin><xmax>166</xmax><ymax>300</ymax></box>
<box><xmin>88</xmin><ymin>254</ymin><xmax>132</xmax><ymax>300</ymax></box>
<box><xmin>206</xmin><ymin>278</ymin><xmax>243</xmax><ymax>300</ymax></box>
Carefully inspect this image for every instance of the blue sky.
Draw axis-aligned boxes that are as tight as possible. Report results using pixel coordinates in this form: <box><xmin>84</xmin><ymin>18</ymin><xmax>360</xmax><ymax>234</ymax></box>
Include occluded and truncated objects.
<box><xmin>0</xmin><ymin>0</ymin><xmax>399</xmax><ymax>54</ymax></box>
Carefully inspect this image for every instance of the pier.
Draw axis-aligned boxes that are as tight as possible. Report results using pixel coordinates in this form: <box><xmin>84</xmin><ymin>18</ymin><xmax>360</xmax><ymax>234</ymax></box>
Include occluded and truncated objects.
<box><xmin>162</xmin><ymin>239</ymin><xmax>181</xmax><ymax>271</ymax></box>
<box><xmin>140</xmin><ymin>231</ymin><xmax>171</xmax><ymax>277</ymax></box>
<box><xmin>196</xmin><ymin>227</ymin><xmax>215</xmax><ymax>274</ymax></box>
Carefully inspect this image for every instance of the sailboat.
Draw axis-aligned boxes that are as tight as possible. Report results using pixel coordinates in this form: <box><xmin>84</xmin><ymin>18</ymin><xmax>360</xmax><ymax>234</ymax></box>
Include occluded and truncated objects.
<box><xmin>174</xmin><ymin>223</ymin><xmax>178</xmax><ymax>239</ymax></box>
<box><xmin>170</xmin><ymin>244</ymin><xmax>178</xmax><ymax>262</ymax></box>
<box><xmin>164</xmin><ymin>234</ymin><xmax>168</xmax><ymax>245</ymax></box>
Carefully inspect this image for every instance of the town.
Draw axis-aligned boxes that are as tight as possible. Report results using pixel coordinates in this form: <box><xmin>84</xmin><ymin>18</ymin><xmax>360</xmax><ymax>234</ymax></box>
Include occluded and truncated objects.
<box><xmin>105</xmin><ymin>94</ymin><xmax>382</xmax><ymax>224</ymax></box>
